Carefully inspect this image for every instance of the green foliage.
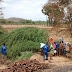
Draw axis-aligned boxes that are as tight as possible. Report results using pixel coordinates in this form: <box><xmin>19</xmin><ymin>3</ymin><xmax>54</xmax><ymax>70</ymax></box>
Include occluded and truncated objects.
<box><xmin>0</xmin><ymin>25</ymin><xmax>4</xmax><ymax>34</ymax></box>
<box><xmin>0</xmin><ymin>19</ymin><xmax>7</xmax><ymax>24</ymax></box>
<box><xmin>15</xmin><ymin>51</ymin><xmax>33</xmax><ymax>61</ymax></box>
<box><xmin>20</xmin><ymin>19</ymin><xmax>35</xmax><ymax>24</ymax></box>
<box><xmin>0</xmin><ymin>19</ymin><xmax>46</xmax><ymax>25</ymax></box>
<box><xmin>55</xmin><ymin>40</ymin><xmax>60</xmax><ymax>43</ymax></box>
<box><xmin>0</xmin><ymin>27</ymin><xmax>48</xmax><ymax>59</ymax></box>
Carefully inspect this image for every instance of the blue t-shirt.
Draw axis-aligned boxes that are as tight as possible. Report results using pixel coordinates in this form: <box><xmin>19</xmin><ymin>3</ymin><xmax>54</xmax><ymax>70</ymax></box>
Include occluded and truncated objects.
<box><xmin>42</xmin><ymin>45</ymin><xmax>49</xmax><ymax>53</ymax></box>
<box><xmin>1</xmin><ymin>45</ymin><xmax>7</xmax><ymax>54</ymax></box>
<box><xmin>55</xmin><ymin>43</ymin><xmax>59</xmax><ymax>48</ymax></box>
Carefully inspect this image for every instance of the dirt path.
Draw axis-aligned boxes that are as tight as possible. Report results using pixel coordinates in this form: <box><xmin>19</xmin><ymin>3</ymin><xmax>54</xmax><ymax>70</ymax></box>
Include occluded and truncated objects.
<box><xmin>1</xmin><ymin>25</ymin><xmax>52</xmax><ymax>31</ymax></box>
<box><xmin>1</xmin><ymin>25</ymin><xmax>66</xmax><ymax>31</ymax></box>
<box><xmin>0</xmin><ymin>65</ymin><xmax>7</xmax><ymax>69</ymax></box>
<box><xmin>30</xmin><ymin>53</ymin><xmax>72</xmax><ymax>72</ymax></box>
<box><xmin>30</xmin><ymin>53</ymin><xmax>72</xmax><ymax>66</ymax></box>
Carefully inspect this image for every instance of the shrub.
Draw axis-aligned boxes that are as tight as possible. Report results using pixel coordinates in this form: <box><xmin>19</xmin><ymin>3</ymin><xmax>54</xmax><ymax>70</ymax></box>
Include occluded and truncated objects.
<box><xmin>0</xmin><ymin>19</ymin><xmax>7</xmax><ymax>24</ymax></box>
<box><xmin>0</xmin><ymin>27</ymin><xmax>48</xmax><ymax>59</ymax></box>
<box><xmin>0</xmin><ymin>25</ymin><xmax>4</xmax><ymax>34</ymax></box>
<box><xmin>15</xmin><ymin>51</ymin><xmax>33</xmax><ymax>61</ymax></box>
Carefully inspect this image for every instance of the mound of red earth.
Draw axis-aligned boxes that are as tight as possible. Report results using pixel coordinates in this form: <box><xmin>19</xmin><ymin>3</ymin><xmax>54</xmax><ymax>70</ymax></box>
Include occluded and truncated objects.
<box><xmin>0</xmin><ymin>59</ymin><xmax>49</xmax><ymax>72</ymax></box>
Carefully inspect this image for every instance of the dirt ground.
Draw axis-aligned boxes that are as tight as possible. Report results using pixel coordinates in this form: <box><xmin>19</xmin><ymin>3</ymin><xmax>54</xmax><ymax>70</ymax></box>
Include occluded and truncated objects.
<box><xmin>0</xmin><ymin>53</ymin><xmax>72</xmax><ymax>72</ymax></box>
<box><xmin>30</xmin><ymin>53</ymin><xmax>72</xmax><ymax>66</ymax></box>
<box><xmin>30</xmin><ymin>53</ymin><xmax>72</xmax><ymax>72</ymax></box>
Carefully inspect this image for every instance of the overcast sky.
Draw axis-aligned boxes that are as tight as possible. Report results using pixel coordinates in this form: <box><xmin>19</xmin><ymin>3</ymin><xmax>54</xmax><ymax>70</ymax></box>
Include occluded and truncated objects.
<box><xmin>1</xmin><ymin>0</ymin><xmax>48</xmax><ymax>21</ymax></box>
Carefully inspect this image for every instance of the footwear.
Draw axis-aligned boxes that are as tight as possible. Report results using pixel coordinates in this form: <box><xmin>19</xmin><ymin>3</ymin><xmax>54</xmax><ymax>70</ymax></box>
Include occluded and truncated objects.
<box><xmin>46</xmin><ymin>58</ymin><xmax>48</xmax><ymax>60</ymax></box>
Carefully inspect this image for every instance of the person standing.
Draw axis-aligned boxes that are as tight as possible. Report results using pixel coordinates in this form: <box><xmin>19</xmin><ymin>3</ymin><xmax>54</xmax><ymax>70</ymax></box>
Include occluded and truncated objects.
<box><xmin>63</xmin><ymin>41</ymin><xmax>66</xmax><ymax>55</ymax></box>
<box><xmin>59</xmin><ymin>41</ymin><xmax>63</xmax><ymax>56</ymax></box>
<box><xmin>50</xmin><ymin>44</ymin><xmax>54</xmax><ymax>60</ymax></box>
<box><xmin>67</xmin><ymin>43</ymin><xmax>72</xmax><ymax>53</ymax></box>
<box><xmin>1</xmin><ymin>43</ymin><xmax>7</xmax><ymax>61</ymax></box>
<box><xmin>55</xmin><ymin>42</ymin><xmax>60</xmax><ymax>56</ymax></box>
<box><xmin>52</xmin><ymin>42</ymin><xmax>56</xmax><ymax>56</ymax></box>
<box><xmin>60</xmin><ymin>37</ymin><xmax>63</xmax><ymax>42</ymax></box>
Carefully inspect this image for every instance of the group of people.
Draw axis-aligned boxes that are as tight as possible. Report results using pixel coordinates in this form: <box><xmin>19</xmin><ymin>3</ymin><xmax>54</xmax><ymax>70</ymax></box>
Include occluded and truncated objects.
<box><xmin>41</xmin><ymin>37</ymin><xmax>72</xmax><ymax>62</ymax></box>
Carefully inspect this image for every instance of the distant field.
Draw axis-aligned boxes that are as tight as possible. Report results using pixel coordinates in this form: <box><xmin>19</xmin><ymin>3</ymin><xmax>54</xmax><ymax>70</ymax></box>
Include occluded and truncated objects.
<box><xmin>1</xmin><ymin>25</ymin><xmax>52</xmax><ymax>32</ymax></box>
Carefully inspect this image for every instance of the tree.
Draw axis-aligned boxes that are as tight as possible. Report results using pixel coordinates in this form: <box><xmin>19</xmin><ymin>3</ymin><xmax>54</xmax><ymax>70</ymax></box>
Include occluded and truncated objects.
<box><xmin>42</xmin><ymin>3</ymin><xmax>64</xmax><ymax>25</ymax></box>
<box><xmin>0</xmin><ymin>0</ymin><xmax>4</xmax><ymax>19</ymax></box>
<box><xmin>42</xmin><ymin>0</ymin><xmax>72</xmax><ymax>25</ymax></box>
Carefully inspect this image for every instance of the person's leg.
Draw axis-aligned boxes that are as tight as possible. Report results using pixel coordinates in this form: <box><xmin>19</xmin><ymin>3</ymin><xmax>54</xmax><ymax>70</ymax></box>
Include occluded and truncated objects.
<box><xmin>61</xmin><ymin>49</ymin><xmax>62</xmax><ymax>55</ymax></box>
<box><xmin>50</xmin><ymin>55</ymin><xmax>53</xmax><ymax>60</ymax></box>
<box><xmin>56</xmin><ymin>48</ymin><xmax>58</xmax><ymax>56</ymax></box>
<box><xmin>62</xmin><ymin>49</ymin><xmax>63</xmax><ymax>55</ymax></box>
<box><xmin>63</xmin><ymin>48</ymin><xmax>64</xmax><ymax>55</ymax></box>
<box><xmin>1</xmin><ymin>54</ymin><xmax>5</xmax><ymax>64</ymax></box>
<box><xmin>57</xmin><ymin>48</ymin><xmax>59</xmax><ymax>56</ymax></box>
<box><xmin>4</xmin><ymin>54</ymin><xmax>6</xmax><ymax>60</ymax></box>
<box><xmin>46</xmin><ymin>53</ymin><xmax>48</xmax><ymax>60</ymax></box>
<box><xmin>43</xmin><ymin>53</ymin><xmax>45</xmax><ymax>61</ymax></box>
<box><xmin>65</xmin><ymin>48</ymin><xmax>66</xmax><ymax>55</ymax></box>
<box><xmin>59</xmin><ymin>49</ymin><xmax>61</xmax><ymax>56</ymax></box>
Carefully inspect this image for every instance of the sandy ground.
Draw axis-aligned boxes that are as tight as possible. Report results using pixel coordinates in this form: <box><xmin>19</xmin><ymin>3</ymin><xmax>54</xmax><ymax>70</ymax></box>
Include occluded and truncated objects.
<box><xmin>30</xmin><ymin>53</ymin><xmax>72</xmax><ymax>72</ymax></box>
<box><xmin>30</xmin><ymin>53</ymin><xmax>72</xmax><ymax>66</ymax></box>
<box><xmin>1</xmin><ymin>25</ymin><xmax>67</xmax><ymax>32</ymax></box>
<box><xmin>0</xmin><ymin>65</ymin><xmax>7</xmax><ymax>69</ymax></box>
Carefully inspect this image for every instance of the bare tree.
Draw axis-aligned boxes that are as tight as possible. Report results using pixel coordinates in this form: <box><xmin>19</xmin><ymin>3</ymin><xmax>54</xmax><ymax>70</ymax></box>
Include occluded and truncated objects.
<box><xmin>42</xmin><ymin>3</ymin><xmax>64</xmax><ymax>25</ymax></box>
<box><xmin>0</xmin><ymin>0</ymin><xmax>4</xmax><ymax>19</ymax></box>
<box><xmin>42</xmin><ymin>0</ymin><xmax>72</xmax><ymax>25</ymax></box>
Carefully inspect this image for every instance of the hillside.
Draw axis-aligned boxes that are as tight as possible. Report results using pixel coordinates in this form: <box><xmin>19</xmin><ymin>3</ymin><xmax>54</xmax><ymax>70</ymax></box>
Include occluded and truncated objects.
<box><xmin>7</xmin><ymin>17</ymin><xmax>24</xmax><ymax>22</ymax></box>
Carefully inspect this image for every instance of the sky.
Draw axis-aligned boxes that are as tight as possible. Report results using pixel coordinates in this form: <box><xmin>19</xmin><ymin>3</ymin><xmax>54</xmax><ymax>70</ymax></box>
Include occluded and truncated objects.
<box><xmin>1</xmin><ymin>0</ymin><xmax>48</xmax><ymax>21</ymax></box>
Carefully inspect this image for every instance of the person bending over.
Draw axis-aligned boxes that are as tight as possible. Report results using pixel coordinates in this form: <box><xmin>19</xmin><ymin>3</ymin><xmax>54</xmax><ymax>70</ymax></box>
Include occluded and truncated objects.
<box><xmin>42</xmin><ymin>44</ymin><xmax>49</xmax><ymax>61</ymax></box>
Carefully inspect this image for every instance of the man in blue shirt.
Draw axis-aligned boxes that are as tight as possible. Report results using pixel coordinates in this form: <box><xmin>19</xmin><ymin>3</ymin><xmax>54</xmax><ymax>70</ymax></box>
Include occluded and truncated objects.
<box><xmin>42</xmin><ymin>45</ymin><xmax>49</xmax><ymax>61</ymax></box>
<box><xmin>55</xmin><ymin>42</ymin><xmax>59</xmax><ymax>56</ymax></box>
<box><xmin>1</xmin><ymin>43</ymin><xmax>7</xmax><ymax>60</ymax></box>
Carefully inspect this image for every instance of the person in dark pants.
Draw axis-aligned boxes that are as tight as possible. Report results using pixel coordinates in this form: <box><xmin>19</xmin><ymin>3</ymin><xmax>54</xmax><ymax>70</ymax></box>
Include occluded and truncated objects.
<box><xmin>42</xmin><ymin>45</ymin><xmax>49</xmax><ymax>61</ymax></box>
<box><xmin>59</xmin><ymin>42</ymin><xmax>63</xmax><ymax>56</ymax></box>
<box><xmin>1</xmin><ymin>43</ymin><xmax>7</xmax><ymax>61</ymax></box>
<box><xmin>63</xmin><ymin>41</ymin><xmax>66</xmax><ymax>55</ymax></box>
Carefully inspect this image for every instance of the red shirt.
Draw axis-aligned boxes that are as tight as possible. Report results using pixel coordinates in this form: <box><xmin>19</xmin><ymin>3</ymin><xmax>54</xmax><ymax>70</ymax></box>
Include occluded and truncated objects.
<box><xmin>69</xmin><ymin>46</ymin><xmax>72</xmax><ymax>52</ymax></box>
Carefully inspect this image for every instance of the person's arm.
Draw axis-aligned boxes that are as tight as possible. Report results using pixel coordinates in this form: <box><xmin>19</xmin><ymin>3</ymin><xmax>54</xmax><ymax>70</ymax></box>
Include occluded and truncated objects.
<box><xmin>47</xmin><ymin>46</ymin><xmax>49</xmax><ymax>52</ymax></box>
<box><xmin>5</xmin><ymin>46</ymin><xmax>7</xmax><ymax>50</ymax></box>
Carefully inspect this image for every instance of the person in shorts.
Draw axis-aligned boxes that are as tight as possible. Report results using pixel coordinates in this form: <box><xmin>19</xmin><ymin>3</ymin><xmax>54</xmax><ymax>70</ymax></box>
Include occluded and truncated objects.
<box><xmin>1</xmin><ymin>43</ymin><xmax>7</xmax><ymax>61</ymax></box>
<box><xmin>55</xmin><ymin>42</ymin><xmax>59</xmax><ymax>56</ymax></box>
